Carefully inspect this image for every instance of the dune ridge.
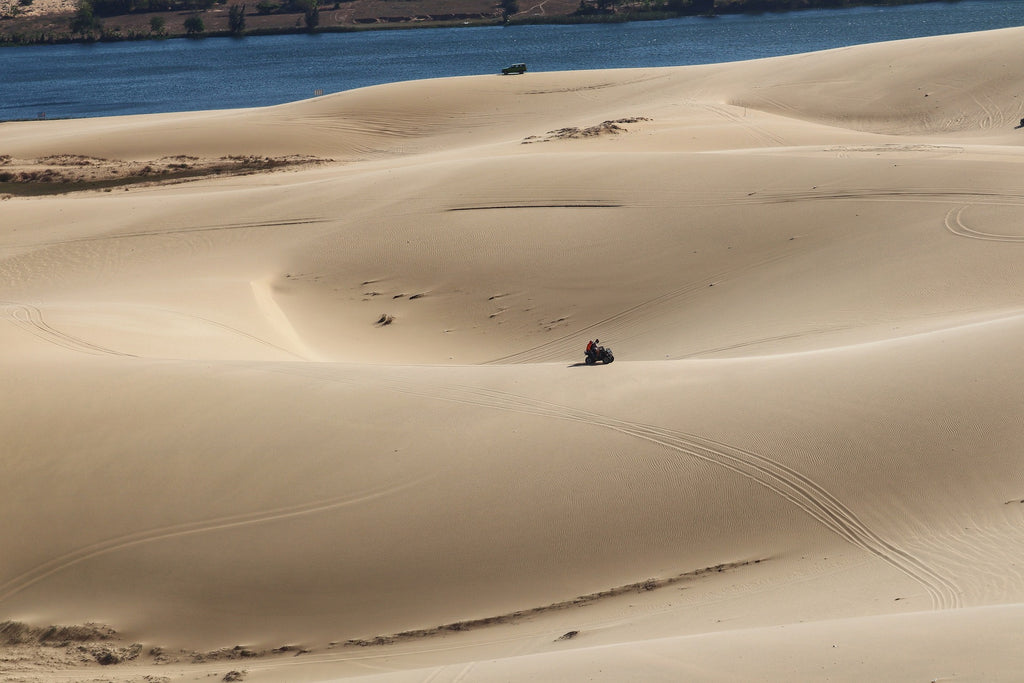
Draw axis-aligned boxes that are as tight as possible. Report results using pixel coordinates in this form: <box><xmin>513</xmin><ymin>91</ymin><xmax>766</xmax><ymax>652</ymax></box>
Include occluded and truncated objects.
<box><xmin>3</xmin><ymin>25</ymin><xmax>1024</xmax><ymax>682</ymax></box>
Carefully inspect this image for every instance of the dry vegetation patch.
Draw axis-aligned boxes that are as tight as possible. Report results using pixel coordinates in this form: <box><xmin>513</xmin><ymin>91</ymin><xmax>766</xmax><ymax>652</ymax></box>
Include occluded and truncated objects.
<box><xmin>523</xmin><ymin>117</ymin><xmax>651</xmax><ymax>143</ymax></box>
<box><xmin>0</xmin><ymin>620</ymin><xmax>116</xmax><ymax>646</ymax></box>
<box><xmin>0</xmin><ymin>620</ymin><xmax>311</xmax><ymax>677</ymax></box>
<box><xmin>0</xmin><ymin>153</ymin><xmax>331</xmax><ymax>196</ymax></box>
<box><xmin>0</xmin><ymin>620</ymin><xmax>143</xmax><ymax>669</ymax></box>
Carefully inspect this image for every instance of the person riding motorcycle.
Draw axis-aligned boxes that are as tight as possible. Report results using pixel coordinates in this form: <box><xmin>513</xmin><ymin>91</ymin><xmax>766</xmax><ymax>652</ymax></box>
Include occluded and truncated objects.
<box><xmin>585</xmin><ymin>338</ymin><xmax>613</xmax><ymax>364</ymax></box>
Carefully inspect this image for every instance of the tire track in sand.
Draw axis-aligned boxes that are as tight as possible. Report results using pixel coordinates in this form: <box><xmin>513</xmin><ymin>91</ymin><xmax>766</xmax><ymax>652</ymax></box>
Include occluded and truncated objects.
<box><xmin>486</xmin><ymin>251</ymin><xmax>792</xmax><ymax>364</ymax></box>
<box><xmin>0</xmin><ymin>217</ymin><xmax>327</xmax><ymax>251</ymax></box>
<box><xmin>744</xmin><ymin>188</ymin><xmax>1024</xmax><ymax>207</ymax></box>
<box><xmin>676</xmin><ymin>326</ymin><xmax>856</xmax><ymax>359</ymax></box>
<box><xmin>0</xmin><ymin>301</ymin><xmax>136</xmax><ymax>357</ymax></box>
<box><xmin>2</xmin><ymin>300</ymin><xmax>310</xmax><ymax>361</ymax></box>
<box><xmin>702</xmin><ymin>102</ymin><xmax>788</xmax><ymax>147</ymax></box>
<box><xmin>944</xmin><ymin>205</ymin><xmax>1024</xmax><ymax>242</ymax></box>
<box><xmin>348</xmin><ymin>375</ymin><xmax>962</xmax><ymax>610</ymax></box>
<box><xmin>0</xmin><ymin>478</ymin><xmax>428</xmax><ymax>606</ymax></box>
<box><xmin>155</xmin><ymin>307</ymin><xmax>308</xmax><ymax>360</ymax></box>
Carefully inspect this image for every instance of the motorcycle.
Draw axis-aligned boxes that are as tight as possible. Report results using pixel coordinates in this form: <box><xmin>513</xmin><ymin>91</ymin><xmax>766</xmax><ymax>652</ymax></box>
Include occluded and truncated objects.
<box><xmin>585</xmin><ymin>344</ymin><xmax>614</xmax><ymax>365</ymax></box>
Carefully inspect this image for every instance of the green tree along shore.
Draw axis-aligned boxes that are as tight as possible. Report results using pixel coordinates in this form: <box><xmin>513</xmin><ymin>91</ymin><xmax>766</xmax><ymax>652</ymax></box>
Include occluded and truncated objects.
<box><xmin>1</xmin><ymin>0</ymin><xmax>964</xmax><ymax>46</ymax></box>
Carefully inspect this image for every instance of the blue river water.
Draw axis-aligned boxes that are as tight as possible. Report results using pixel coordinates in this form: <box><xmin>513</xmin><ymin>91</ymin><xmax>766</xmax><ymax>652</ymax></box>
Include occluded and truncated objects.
<box><xmin>1</xmin><ymin>0</ymin><xmax>1023</xmax><ymax>121</ymax></box>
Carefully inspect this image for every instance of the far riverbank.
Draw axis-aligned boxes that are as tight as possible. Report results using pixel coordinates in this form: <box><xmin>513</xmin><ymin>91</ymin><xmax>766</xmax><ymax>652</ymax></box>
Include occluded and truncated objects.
<box><xmin>0</xmin><ymin>0</ymin><xmax>973</xmax><ymax>47</ymax></box>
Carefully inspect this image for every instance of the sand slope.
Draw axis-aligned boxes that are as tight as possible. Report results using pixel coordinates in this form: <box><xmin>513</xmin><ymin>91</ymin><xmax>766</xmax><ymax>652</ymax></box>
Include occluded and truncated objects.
<box><xmin>3</xmin><ymin>26</ymin><xmax>1024</xmax><ymax>682</ymax></box>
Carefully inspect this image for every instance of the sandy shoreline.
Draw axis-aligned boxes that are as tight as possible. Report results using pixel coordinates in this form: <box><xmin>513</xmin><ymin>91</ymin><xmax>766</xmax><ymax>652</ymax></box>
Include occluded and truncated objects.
<box><xmin>3</xmin><ymin>26</ymin><xmax>1024</xmax><ymax>682</ymax></box>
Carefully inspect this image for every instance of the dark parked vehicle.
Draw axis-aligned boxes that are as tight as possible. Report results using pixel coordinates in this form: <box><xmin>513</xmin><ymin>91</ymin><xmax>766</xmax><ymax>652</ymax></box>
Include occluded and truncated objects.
<box><xmin>501</xmin><ymin>63</ymin><xmax>527</xmax><ymax>75</ymax></box>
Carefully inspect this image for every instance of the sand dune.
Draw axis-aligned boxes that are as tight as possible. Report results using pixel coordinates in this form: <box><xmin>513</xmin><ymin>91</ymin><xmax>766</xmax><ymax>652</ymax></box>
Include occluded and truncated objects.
<box><xmin>3</xmin><ymin>26</ymin><xmax>1024</xmax><ymax>682</ymax></box>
